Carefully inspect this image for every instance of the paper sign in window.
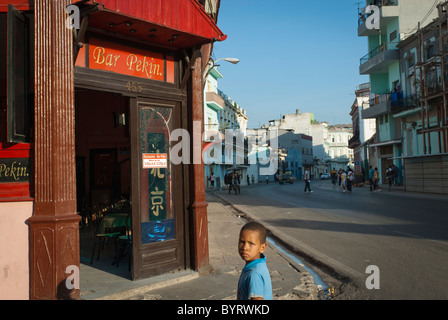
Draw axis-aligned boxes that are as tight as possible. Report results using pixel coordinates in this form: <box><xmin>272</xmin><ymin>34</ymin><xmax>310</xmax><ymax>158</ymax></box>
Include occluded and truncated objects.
<box><xmin>142</xmin><ymin>153</ymin><xmax>167</xmax><ymax>169</ymax></box>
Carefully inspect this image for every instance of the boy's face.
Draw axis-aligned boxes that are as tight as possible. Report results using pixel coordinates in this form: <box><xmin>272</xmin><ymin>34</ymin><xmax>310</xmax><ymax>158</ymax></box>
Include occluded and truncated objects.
<box><xmin>238</xmin><ymin>229</ymin><xmax>266</xmax><ymax>264</ymax></box>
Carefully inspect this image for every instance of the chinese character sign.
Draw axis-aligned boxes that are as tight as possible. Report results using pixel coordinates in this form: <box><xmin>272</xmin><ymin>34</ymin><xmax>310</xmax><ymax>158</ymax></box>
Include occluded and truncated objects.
<box><xmin>139</xmin><ymin>107</ymin><xmax>174</xmax><ymax>244</ymax></box>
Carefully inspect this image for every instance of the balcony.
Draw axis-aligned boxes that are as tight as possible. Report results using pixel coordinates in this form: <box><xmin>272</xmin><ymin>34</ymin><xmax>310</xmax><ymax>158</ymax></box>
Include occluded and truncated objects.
<box><xmin>363</xmin><ymin>91</ymin><xmax>405</xmax><ymax>118</ymax></box>
<box><xmin>363</xmin><ymin>93</ymin><xmax>391</xmax><ymax>119</ymax></box>
<box><xmin>359</xmin><ymin>42</ymin><xmax>399</xmax><ymax>75</ymax></box>
<box><xmin>392</xmin><ymin>94</ymin><xmax>422</xmax><ymax>118</ymax></box>
<box><xmin>358</xmin><ymin>0</ymin><xmax>399</xmax><ymax>37</ymax></box>
<box><xmin>348</xmin><ymin>131</ymin><xmax>360</xmax><ymax>149</ymax></box>
<box><xmin>206</xmin><ymin>91</ymin><xmax>225</xmax><ymax>112</ymax></box>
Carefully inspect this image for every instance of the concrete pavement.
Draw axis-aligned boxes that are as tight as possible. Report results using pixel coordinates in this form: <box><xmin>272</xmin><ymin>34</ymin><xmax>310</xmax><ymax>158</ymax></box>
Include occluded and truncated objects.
<box><xmin>80</xmin><ymin>190</ymin><xmax>321</xmax><ymax>300</ymax></box>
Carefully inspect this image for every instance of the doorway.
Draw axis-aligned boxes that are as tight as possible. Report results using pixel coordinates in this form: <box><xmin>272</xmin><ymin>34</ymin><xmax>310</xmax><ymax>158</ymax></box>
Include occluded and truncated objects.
<box><xmin>75</xmin><ymin>88</ymin><xmax>133</xmax><ymax>279</ymax></box>
<box><xmin>75</xmin><ymin>89</ymin><xmax>187</xmax><ymax>283</ymax></box>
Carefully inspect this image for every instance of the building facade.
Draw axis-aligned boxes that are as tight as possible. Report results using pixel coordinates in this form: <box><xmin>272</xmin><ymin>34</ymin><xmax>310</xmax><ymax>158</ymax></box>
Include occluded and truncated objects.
<box><xmin>276</xmin><ymin>129</ymin><xmax>313</xmax><ymax>180</ymax></box>
<box><xmin>357</xmin><ymin>0</ymin><xmax>443</xmax><ymax>184</ymax></box>
<box><xmin>264</xmin><ymin>109</ymin><xmax>354</xmax><ymax>178</ymax></box>
<box><xmin>326</xmin><ymin>124</ymin><xmax>354</xmax><ymax>172</ymax></box>
<box><xmin>349</xmin><ymin>83</ymin><xmax>377</xmax><ymax>182</ymax></box>
<box><xmin>0</xmin><ymin>0</ymin><xmax>226</xmax><ymax>299</ymax></box>
<box><xmin>393</xmin><ymin>2</ymin><xmax>448</xmax><ymax>194</ymax></box>
<box><xmin>203</xmin><ymin>67</ymin><xmax>252</xmax><ymax>189</ymax></box>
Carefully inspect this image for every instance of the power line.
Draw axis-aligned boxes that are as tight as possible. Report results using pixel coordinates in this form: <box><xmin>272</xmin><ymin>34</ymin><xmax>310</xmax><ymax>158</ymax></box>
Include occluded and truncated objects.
<box><xmin>403</xmin><ymin>0</ymin><xmax>441</xmax><ymax>37</ymax></box>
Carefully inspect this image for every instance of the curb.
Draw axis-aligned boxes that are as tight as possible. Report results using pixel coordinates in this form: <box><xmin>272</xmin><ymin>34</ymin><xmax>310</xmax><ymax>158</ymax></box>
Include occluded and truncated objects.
<box><xmin>210</xmin><ymin>191</ymin><xmax>355</xmax><ymax>286</ymax></box>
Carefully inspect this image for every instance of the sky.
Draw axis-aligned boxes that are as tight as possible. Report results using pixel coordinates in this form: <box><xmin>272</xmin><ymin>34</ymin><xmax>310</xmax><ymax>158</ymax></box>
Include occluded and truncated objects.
<box><xmin>211</xmin><ymin>0</ymin><xmax>370</xmax><ymax>128</ymax></box>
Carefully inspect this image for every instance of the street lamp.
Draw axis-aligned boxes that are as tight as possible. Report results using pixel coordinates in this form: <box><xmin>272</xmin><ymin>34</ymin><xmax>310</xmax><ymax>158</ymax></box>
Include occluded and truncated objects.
<box><xmin>214</xmin><ymin>57</ymin><xmax>240</xmax><ymax>65</ymax></box>
<box><xmin>203</xmin><ymin>57</ymin><xmax>240</xmax><ymax>85</ymax></box>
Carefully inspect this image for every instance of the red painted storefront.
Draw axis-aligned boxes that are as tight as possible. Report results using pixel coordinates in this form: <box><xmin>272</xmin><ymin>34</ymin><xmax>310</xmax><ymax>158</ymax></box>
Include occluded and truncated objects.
<box><xmin>0</xmin><ymin>0</ymin><xmax>225</xmax><ymax>299</ymax></box>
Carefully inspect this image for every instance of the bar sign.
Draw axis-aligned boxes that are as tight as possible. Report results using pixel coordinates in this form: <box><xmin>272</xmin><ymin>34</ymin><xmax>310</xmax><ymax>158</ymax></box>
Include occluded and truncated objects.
<box><xmin>0</xmin><ymin>158</ymin><xmax>31</xmax><ymax>183</ymax></box>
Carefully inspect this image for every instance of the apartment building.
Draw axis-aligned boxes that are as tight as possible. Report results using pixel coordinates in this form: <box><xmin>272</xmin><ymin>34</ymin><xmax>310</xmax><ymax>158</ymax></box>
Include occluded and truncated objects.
<box><xmin>264</xmin><ymin>110</ymin><xmax>353</xmax><ymax>178</ymax></box>
<box><xmin>326</xmin><ymin>124</ymin><xmax>354</xmax><ymax>172</ymax></box>
<box><xmin>349</xmin><ymin>83</ymin><xmax>377</xmax><ymax>182</ymax></box>
<box><xmin>203</xmin><ymin>68</ymin><xmax>251</xmax><ymax>189</ymax></box>
<box><xmin>276</xmin><ymin>129</ymin><xmax>313</xmax><ymax>179</ymax></box>
<box><xmin>357</xmin><ymin>0</ymin><xmax>442</xmax><ymax>184</ymax></box>
<box><xmin>393</xmin><ymin>2</ymin><xmax>448</xmax><ymax>194</ymax></box>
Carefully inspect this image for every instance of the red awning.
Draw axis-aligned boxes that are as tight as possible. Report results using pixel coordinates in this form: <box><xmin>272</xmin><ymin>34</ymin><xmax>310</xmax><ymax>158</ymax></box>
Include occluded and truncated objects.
<box><xmin>0</xmin><ymin>1</ymin><xmax>33</xmax><ymax>11</ymax></box>
<box><xmin>1</xmin><ymin>1</ymin><xmax>227</xmax><ymax>48</ymax></box>
<box><xmin>82</xmin><ymin>0</ymin><xmax>227</xmax><ymax>49</ymax></box>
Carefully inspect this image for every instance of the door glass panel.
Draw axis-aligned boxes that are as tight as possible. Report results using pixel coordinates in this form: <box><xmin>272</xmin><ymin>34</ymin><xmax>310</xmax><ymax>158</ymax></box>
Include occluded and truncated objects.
<box><xmin>139</xmin><ymin>106</ymin><xmax>174</xmax><ymax>245</ymax></box>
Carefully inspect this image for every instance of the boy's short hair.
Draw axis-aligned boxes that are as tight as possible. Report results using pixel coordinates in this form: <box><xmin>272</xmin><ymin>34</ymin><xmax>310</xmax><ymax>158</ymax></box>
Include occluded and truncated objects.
<box><xmin>241</xmin><ymin>221</ymin><xmax>267</xmax><ymax>244</ymax></box>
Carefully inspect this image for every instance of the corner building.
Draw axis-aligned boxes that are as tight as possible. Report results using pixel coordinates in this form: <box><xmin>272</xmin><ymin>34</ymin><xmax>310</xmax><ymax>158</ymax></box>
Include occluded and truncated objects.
<box><xmin>0</xmin><ymin>0</ymin><xmax>226</xmax><ymax>299</ymax></box>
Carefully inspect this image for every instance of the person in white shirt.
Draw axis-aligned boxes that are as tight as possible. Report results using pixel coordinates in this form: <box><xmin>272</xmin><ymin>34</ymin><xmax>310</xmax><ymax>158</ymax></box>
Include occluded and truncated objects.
<box><xmin>346</xmin><ymin>168</ymin><xmax>354</xmax><ymax>192</ymax></box>
<box><xmin>304</xmin><ymin>167</ymin><xmax>313</xmax><ymax>193</ymax></box>
<box><xmin>210</xmin><ymin>172</ymin><xmax>215</xmax><ymax>188</ymax></box>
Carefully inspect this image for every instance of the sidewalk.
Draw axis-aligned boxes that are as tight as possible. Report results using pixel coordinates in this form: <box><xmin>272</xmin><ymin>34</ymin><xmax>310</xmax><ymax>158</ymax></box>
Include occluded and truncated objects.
<box><xmin>80</xmin><ymin>192</ymin><xmax>320</xmax><ymax>300</ymax></box>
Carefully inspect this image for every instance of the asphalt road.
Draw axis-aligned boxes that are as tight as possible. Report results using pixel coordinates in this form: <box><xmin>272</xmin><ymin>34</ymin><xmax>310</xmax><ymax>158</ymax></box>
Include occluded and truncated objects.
<box><xmin>213</xmin><ymin>179</ymin><xmax>448</xmax><ymax>300</ymax></box>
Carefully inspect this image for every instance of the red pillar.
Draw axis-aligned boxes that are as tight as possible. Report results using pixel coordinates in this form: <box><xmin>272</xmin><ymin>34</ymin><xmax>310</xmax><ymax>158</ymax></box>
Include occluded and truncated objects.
<box><xmin>189</xmin><ymin>49</ymin><xmax>211</xmax><ymax>274</ymax></box>
<box><xmin>28</xmin><ymin>0</ymin><xmax>80</xmax><ymax>300</ymax></box>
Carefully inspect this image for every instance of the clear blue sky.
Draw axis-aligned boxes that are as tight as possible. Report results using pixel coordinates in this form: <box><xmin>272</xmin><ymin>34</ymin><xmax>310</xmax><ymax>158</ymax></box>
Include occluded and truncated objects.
<box><xmin>212</xmin><ymin>0</ymin><xmax>369</xmax><ymax>128</ymax></box>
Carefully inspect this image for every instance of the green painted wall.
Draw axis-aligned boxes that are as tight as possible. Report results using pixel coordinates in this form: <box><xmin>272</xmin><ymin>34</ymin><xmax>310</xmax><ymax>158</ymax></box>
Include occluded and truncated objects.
<box><xmin>370</xmin><ymin>73</ymin><xmax>389</xmax><ymax>93</ymax></box>
<box><xmin>388</xmin><ymin>61</ymin><xmax>400</xmax><ymax>89</ymax></box>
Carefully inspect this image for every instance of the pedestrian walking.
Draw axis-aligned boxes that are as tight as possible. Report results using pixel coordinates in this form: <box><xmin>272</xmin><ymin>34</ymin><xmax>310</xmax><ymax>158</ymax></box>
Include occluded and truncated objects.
<box><xmin>386</xmin><ymin>166</ymin><xmax>393</xmax><ymax>191</ymax></box>
<box><xmin>369</xmin><ymin>165</ymin><xmax>375</xmax><ymax>191</ymax></box>
<box><xmin>341</xmin><ymin>170</ymin><xmax>347</xmax><ymax>192</ymax></box>
<box><xmin>331</xmin><ymin>168</ymin><xmax>337</xmax><ymax>185</ymax></box>
<box><xmin>304</xmin><ymin>167</ymin><xmax>313</xmax><ymax>193</ymax></box>
<box><xmin>347</xmin><ymin>168</ymin><xmax>354</xmax><ymax>192</ymax></box>
<box><xmin>237</xmin><ymin>221</ymin><xmax>273</xmax><ymax>300</ymax></box>
<box><xmin>225</xmin><ymin>173</ymin><xmax>231</xmax><ymax>190</ymax></box>
<box><xmin>247</xmin><ymin>175</ymin><xmax>250</xmax><ymax>185</ymax></box>
<box><xmin>251</xmin><ymin>175</ymin><xmax>255</xmax><ymax>185</ymax></box>
<box><xmin>392</xmin><ymin>164</ymin><xmax>399</xmax><ymax>186</ymax></box>
<box><xmin>373</xmin><ymin>167</ymin><xmax>381</xmax><ymax>191</ymax></box>
<box><xmin>210</xmin><ymin>172</ymin><xmax>215</xmax><ymax>188</ymax></box>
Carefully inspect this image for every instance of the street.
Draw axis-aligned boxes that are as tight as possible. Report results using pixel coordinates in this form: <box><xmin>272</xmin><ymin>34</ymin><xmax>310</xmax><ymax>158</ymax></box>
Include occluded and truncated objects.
<box><xmin>213</xmin><ymin>179</ymin><xmax>448</xmax><ymax>300</ymax></box>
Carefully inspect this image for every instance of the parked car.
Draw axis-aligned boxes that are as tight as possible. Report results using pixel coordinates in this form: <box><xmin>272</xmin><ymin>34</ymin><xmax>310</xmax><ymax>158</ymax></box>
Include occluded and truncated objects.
<box><xmin>320</xmin><ymin>173</ymin><xmax>330</xmax><ymax>180</ymax></box>
<box><xmin>279</xmin><ymin>172</ymin><xmax>294</xmax><ymax>184</ymax></box>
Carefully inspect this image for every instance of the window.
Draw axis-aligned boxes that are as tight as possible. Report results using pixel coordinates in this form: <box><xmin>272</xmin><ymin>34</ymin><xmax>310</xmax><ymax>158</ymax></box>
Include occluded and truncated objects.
<box><xmin>1</xmin><ymin>6</ymin><xmax>33</xmax><ymax>143</ymax></box>
<box><xmin>407</xmin><ymin>54</ymin><xmax>414</xmax><ymax>69</ymax></box>
<box><xmin>390</xmin><ymin>30</ymin><xmax>397</xmax><ymax>42</ymax></box>
<box><xmin>425</xmin><ymin>44</ymin><xmax>435</xmax><ymax>60</ymax></box>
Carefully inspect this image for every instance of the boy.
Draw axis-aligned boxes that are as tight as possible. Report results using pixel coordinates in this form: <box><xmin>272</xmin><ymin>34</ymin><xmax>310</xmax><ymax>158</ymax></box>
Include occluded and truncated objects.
<box><xmin>237</xmin><ymin>221</ymin><xmax>273</xmax><ymax>300</ymax></box>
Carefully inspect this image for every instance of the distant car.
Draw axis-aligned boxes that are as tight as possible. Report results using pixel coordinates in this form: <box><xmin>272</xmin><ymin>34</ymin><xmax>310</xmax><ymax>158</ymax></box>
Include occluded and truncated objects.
<box><xmin>279</xmin><ymin>172</ymin><xmax>294</xmax><ymax>184</ymax></box>
<box><xmin>320</xmin><ymin>173</ymin><xmax>330</xmax><ymax>180</ymax></box>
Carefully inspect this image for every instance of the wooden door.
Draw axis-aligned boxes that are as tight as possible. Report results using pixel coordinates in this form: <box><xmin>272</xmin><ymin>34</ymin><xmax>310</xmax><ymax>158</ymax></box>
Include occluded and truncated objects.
<box><xmin>130</xmin><ymin>98</ymin><xmax>185</xmax><ymax>280</ymax></box>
